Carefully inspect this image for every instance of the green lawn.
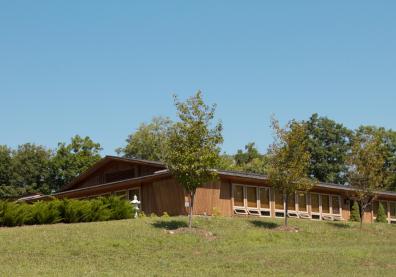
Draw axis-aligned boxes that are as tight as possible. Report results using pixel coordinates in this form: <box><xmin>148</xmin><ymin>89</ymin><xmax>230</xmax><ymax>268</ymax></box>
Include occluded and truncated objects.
<box><xmin>1</xmin><ymin>216</ymin><xmax>396</xmax><ymax>276</ymax></box>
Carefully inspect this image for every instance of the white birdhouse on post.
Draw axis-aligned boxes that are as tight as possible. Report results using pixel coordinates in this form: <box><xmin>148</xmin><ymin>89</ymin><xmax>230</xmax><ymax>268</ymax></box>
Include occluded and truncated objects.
<box><xmin>130</xmin><ymin>195</ymin><xmax>141</xmax><ymax>219</ymax></box>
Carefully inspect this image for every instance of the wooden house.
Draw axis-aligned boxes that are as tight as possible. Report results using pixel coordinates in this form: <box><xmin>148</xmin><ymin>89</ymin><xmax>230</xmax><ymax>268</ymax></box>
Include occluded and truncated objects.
<box><xmin>25</xmin><ymin>156</ymin><xmax>396</xmax><ymax>224</ymax></box>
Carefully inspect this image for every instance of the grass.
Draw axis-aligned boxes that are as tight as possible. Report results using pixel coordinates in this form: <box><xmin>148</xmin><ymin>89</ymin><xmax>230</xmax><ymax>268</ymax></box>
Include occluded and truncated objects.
<box><xmin>1</xmin><ymin>216</ymin><xmax>396</xmax><ymax>276</ymax></box>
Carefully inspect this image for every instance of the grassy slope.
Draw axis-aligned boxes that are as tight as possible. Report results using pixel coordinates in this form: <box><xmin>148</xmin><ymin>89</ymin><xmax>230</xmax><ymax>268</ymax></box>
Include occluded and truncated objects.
<box><xmin>1</xmin><ymin>216</ymin><xmax>396</xmax><ymax>276</ymax></box>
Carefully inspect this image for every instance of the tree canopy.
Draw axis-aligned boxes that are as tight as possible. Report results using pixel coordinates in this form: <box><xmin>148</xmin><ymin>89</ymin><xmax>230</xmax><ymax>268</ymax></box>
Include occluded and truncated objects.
<box><xmin>116</xmin><ymin>117</ymin><xmax>172</xmax><ymax>161</ymax></box>
<box><xmin>304</xmin><ymin>113</ymin><xmax>352</xmax><ymax>184</ymax></box>
<box><xmin>164</xmin><ymin>91</ymin><xmax>223</xmax><ymax>227</ymax></box>
<box><xmin>50</xmin><ymin>135</ymin><xmax>102</xmax><ymax>192</ymax></box>
<box><xmin>347</xmin><ymin>129</ymin><xmax>390</xmax><ymax>228</ymax></box>
<box><xmin>267</xmin><ymin>117</ymin><xmax>316</xmax><ymax>227</ymax></box>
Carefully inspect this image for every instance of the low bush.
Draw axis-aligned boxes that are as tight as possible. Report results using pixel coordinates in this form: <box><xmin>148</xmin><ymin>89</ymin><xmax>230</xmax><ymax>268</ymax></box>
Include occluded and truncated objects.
<box><xmin>0</xmin><ymin>196</ymin><xmax>135</xmax><ymax>227</ymax></box>
<box><xmin>350</xmin><ymin>201</ymin><xmax>361</xmax><ymax>222</ymax></box>
<box><xmin>375</xmin><ymin>203</ymin><xmax>388</xmax><ymax>223</ymax></box>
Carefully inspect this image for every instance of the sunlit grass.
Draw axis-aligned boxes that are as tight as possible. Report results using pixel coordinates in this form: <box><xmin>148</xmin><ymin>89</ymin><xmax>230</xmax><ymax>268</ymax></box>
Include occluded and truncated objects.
<box><xmin>1</xmin><ymin>216</ymin><xmax>395</xmax><ymax>276</ymax></box>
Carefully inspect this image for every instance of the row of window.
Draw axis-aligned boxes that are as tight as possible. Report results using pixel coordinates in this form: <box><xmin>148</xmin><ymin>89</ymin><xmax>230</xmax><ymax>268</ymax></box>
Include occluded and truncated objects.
<box><xmin>373</xmin><ymin>200</ymin><xmax>396</xmax><ymax>222</ymax></box>
<box><xmin>82</xmin><ymin>187</ymin><xmax>141</xmax><ymax>201</ymax></box>
<box><xmin>232</xmin><ymin>184</ymin><xmax>342</xmax><ymax>218</ymax></box>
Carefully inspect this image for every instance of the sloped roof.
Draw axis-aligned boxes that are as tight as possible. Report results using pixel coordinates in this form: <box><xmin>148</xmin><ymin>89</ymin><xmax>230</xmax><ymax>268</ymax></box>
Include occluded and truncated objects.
<box><xmin>60</xmin><ymin>155</ymin><xmax>166</xmax><ymax>192</ymax></box>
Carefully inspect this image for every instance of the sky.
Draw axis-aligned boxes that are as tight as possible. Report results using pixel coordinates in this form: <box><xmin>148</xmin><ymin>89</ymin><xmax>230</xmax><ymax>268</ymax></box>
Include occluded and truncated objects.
<box><xmin>0</xmin><ymin>1</ymin><xmax>395</xmax><ymax>155</ymax></box>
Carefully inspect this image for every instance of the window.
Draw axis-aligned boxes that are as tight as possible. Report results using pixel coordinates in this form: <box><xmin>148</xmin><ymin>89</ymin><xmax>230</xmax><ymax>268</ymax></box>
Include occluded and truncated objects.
<box><xmin>260</xmin><ymin>188</ymin><xmax>270</xmax><ymax>209</ymax></box>
<box><xmin>311</xmin><ymin>193</ymin><xmax>320</xmax><ymax>213</ymax></box>
<box><xmin>233</xmin><ymin>185</ymin><xmax>244</xmax><ymax>207</ymax></box>
<box><xmin>321</xmin><ymin>195</ymin><xmax>330</xmax><ymax>214</ymax></box>
<box><xmin>114</xmin><ymin>190</ymin><xmax>128</xmax><ymax>199</ymax></box>
<box><xmin>246</xmin><ymin>187</ymin><xmax>258</xmax><ymax>208</ymax></box>
<box><xmin>373</xmin><ymin>201</ymin><xmax>379</xmax><ymax>217</ymax></box>
<box><xmin>129</xmin><ymin>188</ymin><xmax>140</xmax><ymax>201</ymax></box>
<box><xmin>287</xmin><ymin>193</ymin><xmax>296</xmax><ymax>211</ymax></box>
<box><xmin>390</xmin><ymin>202</ymin><xmax>396</xmax><ymax>219</ymax></box>
<box><xmin>298</xmin><ymin>192</ymin><xmax>307</xmax><ymax>212</ymax></box>
<box><xmin>274</xmin><ymin>190</ymin><xmax>284</xmax><ymax>210</ymax></box>
<box><xmin>332</xmin><ymin>196</ymin><xmax>340</xmax><ymax>215</ymax></box>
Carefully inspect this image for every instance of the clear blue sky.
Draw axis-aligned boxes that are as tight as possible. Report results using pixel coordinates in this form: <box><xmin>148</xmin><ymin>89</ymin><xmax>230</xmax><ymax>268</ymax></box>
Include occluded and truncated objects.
<box><xmin>1</xmin><ymin>1</ymin><xmax>395</xmax><ymax>155</ymax></box>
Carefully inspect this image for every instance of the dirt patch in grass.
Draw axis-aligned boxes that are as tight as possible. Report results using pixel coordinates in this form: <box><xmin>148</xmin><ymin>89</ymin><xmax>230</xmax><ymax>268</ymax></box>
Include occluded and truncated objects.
<box><xmin>274</xmin><ymin>226</ymin><xmax>300</xmax><ymax>233</ymax></box>
<box><xmin>165</xmin><ymin>227</ymin><xmax>216</xmax><ymax>240</ymax></box>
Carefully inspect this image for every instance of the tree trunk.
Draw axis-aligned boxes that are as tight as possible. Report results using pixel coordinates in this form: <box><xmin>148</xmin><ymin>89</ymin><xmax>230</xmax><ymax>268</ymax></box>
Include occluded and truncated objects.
<box><xmin>284</xmin><ymin>193</ymin><xmax>288</xmax><ymax>227</ymax></box>
<box><xmin>188</xmin><ymin>191</ymin><xmax>195</xmax><ymax>229</ymax></box>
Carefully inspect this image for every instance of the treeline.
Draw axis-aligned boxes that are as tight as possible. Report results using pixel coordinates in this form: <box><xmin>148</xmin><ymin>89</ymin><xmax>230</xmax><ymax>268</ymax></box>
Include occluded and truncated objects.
<box><xmin>0</xmin><ymin>135</ymin><xmax>101</xmax><ymax>198</ymax></box>
<box><xmin>117</xmin><ymin>113</ymin><xmax>396</xmax><ymax>190</ymax></box>
<box><xmin>2</xmin><ymin>112</ymin><xmax>396</xmax><ymax>199</ymax></box>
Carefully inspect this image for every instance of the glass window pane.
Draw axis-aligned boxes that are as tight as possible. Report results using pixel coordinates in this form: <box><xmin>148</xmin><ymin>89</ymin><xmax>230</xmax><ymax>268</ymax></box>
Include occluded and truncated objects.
<box><xmin>287</xmin><ymin>193</ymin><xmax>296</xmax><ymax>211</ymax></box>
<box><xmin>373</xmin><ymin>201</ymin><xmax>379</xmax><ymax>217</ymax></box>
<box><xmin>115</xmin><ymin>191</ymin><xmax>128</xmax><ymax>199</ymax></box>
<box><xmin>260</xmin><ymin>188</ymin><xmax>270</xmax><ymax>209</ymax></box>
<box><xmin>233</xmin><ymin>186</ymin><xmax>244</xmax><ymax>207</ymax></box>
<box><xmin>247</xmin><ymin>187</ymin><xmax>257</xmax><ymax>208</ymax></box>
<box><xmin>322</xmin><ymin>195</ymin><xmax>330</xmax><ymax>214</ymax></box>
<box><xmin>298</xmin><ymin>192</ymin><xmax>307</xmax><ymax>212</ymax></box>
<box><xmin>311</xmin><ymin>193</ymin><xmax>320</xmax><ymax>213</ymax></box>
<box><xmin>332</xmin><ymin>196</ymin><xmax>340</xmax><ymax>214</ymax></box>
<box><xmin>275</xmin><ymin>190</ymin><xmax>284</xmax><ymax>210</ymax></box>
<box><xmin>390</xmin><ymin>202</ymin><xmax>396</xmax><ymax>219</ymax></box>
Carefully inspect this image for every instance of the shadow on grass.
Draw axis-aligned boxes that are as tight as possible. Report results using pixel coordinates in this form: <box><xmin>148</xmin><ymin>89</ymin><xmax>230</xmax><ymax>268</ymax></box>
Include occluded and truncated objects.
<box><xmin>152</xmin><ymin>220</ymin><xmax>188</xmax><ymax>230</ymax></box>
<box><xmin>326</xmin><ymin>221</ymin><xmax>351</xmax><ymax>229</ymax></box>
<box><xmin>250</xmin><ymin>220</ymin><xmax>279</xmax><ymax>229</ymax></box>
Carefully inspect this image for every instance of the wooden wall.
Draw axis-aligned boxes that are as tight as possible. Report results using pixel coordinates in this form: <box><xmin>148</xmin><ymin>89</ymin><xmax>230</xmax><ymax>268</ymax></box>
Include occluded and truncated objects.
<box><xmin>193</xmin><ymin>180</ymin><xmax>233</xmax><ymax>216</ymax></box>
<box><xmin>142</xmin><ymin>178</ymin><xmax>187</xmax><ymax>216</ymax></box>
<box><xmin>75</xmin><ymin>160</ymin><xmax>161</xmax><ymax>190</ymax></box>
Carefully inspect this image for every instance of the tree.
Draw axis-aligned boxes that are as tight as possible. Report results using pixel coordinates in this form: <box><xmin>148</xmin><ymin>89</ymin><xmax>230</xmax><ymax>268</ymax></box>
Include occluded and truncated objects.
<box><xmin>375</xmin><ymin>203</ymin><xmax>387</xmax><ymax>223</ymax></box>
<box><xmin>164</xmin><ymin>92</ymin><xmax>223</xmax><ymax>228</ymax></box>
<box><xmin>267</xmin><ymin>117</ymin><xmax>316</xmax><ymax>227</ymax></box>
<box><xmin>304</xmin><ymin>114</ymin><xmax>352</xmax><ymax>184</ymax></box>
<box><xmin>347</xmin><ymin>131</ymin><xmax>390</xmax><ymax>229</ymax></box>
<box><xmin>0</xmin><ymin>145</ymin><xmax>12</xmax><ymax>186</ymax></box>
<box><xmin>50</xmin><ymin>135</ymin><xmax>102</xmax><ymax>192</ymax></box>
<box><xmin>11</xmin><ymin>143</ymin><xmax>52</xmax><ymax>194</ymax></box>
<box><xmin>355</xmin><ymin>126</ymin><xmax>396</xmax><ymax>191</ymax></box>
<box><xmin>116</xmin><ymin>117</ymin><xmax>172</xmax><ymax>161</ymax></box>
<box><xmin>350</xmin><ymin>201</ymin><xmax>360</xmax><ymax>222</ymax></box>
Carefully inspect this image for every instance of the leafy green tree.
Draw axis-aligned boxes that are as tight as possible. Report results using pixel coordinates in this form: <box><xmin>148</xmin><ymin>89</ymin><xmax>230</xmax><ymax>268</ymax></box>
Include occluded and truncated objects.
<box><xmin>304</xmin><ymin>114</ymin><xmax>352</xmax><ymax>184</ymax></box>
<box><xmin>0</xmin><ymin>145</ymin><xmax>12</xmax><ymax>187</ymax></box>
<box><xmin>356</xmin><ymin>126</ymin><xmax>396</xmax><ymax>191</ymax></box>
<box><xmin>165</xmin><ymin>92</ymin><xmax>223</xmax><ymax>228</ymax></box>
<box><xmin>347</xmin><ymin>131</ymin><xmax>390</xmax><ymax>228</ymax></box>
<box><xmin>116</xmin><ymin>117</ymin><xmax>172</xmax><ymax>161</ymax></box>
<box><xmin>50</xmin><ymin>135</ymin><xmax>102</xmax><ymax>192</ymax></box>
<box><xmin>375</xmin><ymin>203</ymin><xmax>387</xmax><ymax>223</ymax></box>
<box><xmin>267</xmin><ymin>117</ymin><xmax>316</xmax><ymax>227</ymax></box>
<box><xmin>11</xmin><ymin>143</ymin><xmax>52</xmax><ymax>194</ymax></box>
<box><xmin>350</xmin><ymin>201</ymin><xmax>360</xmax><ymax>222</ymax></box>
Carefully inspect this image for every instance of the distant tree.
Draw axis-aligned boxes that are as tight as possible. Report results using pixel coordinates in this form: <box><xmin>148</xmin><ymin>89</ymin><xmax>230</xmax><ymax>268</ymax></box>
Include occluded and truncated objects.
<box><xmin>347</xmin><ymin>131</ymin><xmax>390</xmax><ymax>229</ymax></box>
<box><xmin>116</xmin><ymin>117</ymin><xmax>172</xmax><ymax>161</ymax></box>
<box><xmin>11</xmin><ymin>143</ymin><xmax>52</xmax><ymax>194</ymax></box>
<box><xmin>267</xmin><ymin>117</ymin><xmax>316</xmax><ymax>227</ymax></box>
<box><xmin>304</xmin><ymin>114</ymin><xmax>352</xmax><ymax>184</ymax></box>
<box><xmin>164</xmin><ymin>92</ymin><xmax>223</xmax><ymax>228</ymax></box>
<box><xmin>375</xmin><ymin>203</ymin><xmax>387</xmax><ymax>223</ymax></box>
<box><xmin>234</xmin><ymin>143</ymin><xmax>261</xmax><ymax>166</ymax></box>
<box><xmin>355</xmin><ymin>126</ymin><xmax>396</xmax><ymax>191</ymax></box>
<box><xmin>0</xmin><ymin>145</ymin><xmax>12</xmax><ymax>186</ymax></box>
<box><xmin>50</xmin><ymin>135</ymin><xmax>102</xmax><ymax>192</ymax></box>
<box><xmin>350</xmin><ymin>201</ymin><xmax>360</xmax><ymax>222</ymax></box>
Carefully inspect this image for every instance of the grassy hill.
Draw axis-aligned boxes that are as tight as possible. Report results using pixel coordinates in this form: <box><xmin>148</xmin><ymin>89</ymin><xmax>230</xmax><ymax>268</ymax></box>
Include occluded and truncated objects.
<box><xmin>1</xmin><ymin>216</ymin><xmax>396</xmax><ymax>276</ymax></box>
